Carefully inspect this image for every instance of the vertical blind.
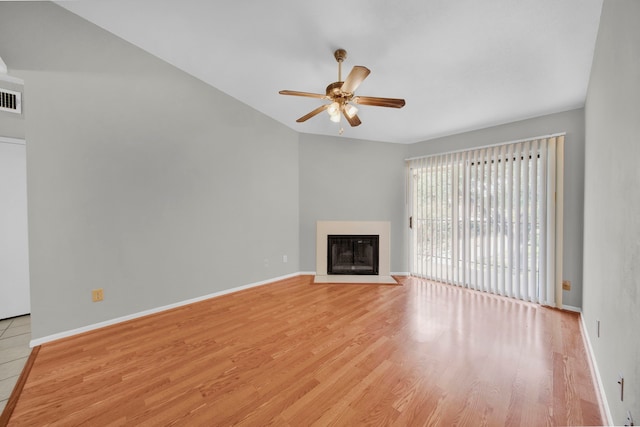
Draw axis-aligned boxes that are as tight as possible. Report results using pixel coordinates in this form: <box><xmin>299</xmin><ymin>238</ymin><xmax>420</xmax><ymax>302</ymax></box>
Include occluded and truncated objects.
<box><xmin>407</xmin><ymin>135</ymin><xmax>563</xmax><ymax>306</ymax></box>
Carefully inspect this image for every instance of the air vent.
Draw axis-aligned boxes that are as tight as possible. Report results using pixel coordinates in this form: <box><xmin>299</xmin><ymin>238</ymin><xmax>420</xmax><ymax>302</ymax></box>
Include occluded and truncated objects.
<box><xmin>0</xmin><ymin>88</ymin><xmax>22</xmax><ymax>114</ymax></box>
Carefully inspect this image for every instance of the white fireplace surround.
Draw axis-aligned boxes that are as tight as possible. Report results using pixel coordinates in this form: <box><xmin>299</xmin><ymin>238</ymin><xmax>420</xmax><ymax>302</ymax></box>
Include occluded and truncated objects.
<box><xmin>314</xmin><ymin>221</ymin><xmax>396</xmax><ymax>284</ymax></box>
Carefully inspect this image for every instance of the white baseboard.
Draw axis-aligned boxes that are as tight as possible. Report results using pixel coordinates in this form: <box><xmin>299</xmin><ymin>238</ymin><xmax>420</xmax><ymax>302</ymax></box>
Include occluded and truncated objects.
<box><xmin>30</xmin><ymin>272</ymin><xmax>302</xmax><ymax>348</ymax></box>
<box><xmin>578</xmin><ymin>312</ymin><xmax>613</xmax><ymax>425</ymax></box>
<box><xmin>298</xmin><ymin>271</ymin><xmax>316</xmax><ymax>275</ymax></box>
<box><xmin>562</xmin><ymin>304</ymin><xmax>582</xmax><ymax>312</ymax></box>
<box><xmin>391</xmin><ymin>272</ymin><xmax>410</xmax><ymax>276</ymax></box>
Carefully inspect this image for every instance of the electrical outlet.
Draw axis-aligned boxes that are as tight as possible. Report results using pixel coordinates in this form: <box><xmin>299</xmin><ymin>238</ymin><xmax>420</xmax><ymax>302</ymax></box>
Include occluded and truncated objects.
<box><xmin>283</xmin><ymin>255</ymin><xmax>288</xmax><ymax>263</ymax></box>
<box><xmin>562</xmin><ymin>280</ymin><xmax>571</xmax><ymax>290</ymax></box>
<box><xmin>92</xmin><ymin>288</ymin><xmax>104</xmax><ymax>302</ymax></box>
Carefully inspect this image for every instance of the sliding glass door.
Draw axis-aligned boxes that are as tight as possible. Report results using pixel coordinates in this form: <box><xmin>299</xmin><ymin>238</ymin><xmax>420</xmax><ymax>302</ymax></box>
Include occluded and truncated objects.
<box><xmin>408</xmin><ymin>135</ymin><xmax>563</xmax><ymax>306</ymax></box>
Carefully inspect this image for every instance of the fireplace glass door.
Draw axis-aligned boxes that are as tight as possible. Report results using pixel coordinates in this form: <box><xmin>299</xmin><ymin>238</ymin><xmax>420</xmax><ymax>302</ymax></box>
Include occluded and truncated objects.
<box><xmin>327</xmin><ymin>235</ymin><xmax>379</xmax><ymax>275</ymax></box>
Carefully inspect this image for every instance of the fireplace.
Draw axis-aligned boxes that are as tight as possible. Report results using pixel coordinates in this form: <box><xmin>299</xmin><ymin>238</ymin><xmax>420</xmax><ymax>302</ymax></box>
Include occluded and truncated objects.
<box><xmin>327</xmin><ymin>235</ymin><xmax>379</xmax><ymax>275</ymax></box>
<box><xmin>315</xmin><ymin>221</ymin><xmax>394</xmax><ymax>284</ymax></box>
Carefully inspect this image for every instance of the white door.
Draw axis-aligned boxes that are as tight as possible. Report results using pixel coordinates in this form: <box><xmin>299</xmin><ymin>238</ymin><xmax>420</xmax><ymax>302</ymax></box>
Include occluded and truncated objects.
<box><xmin>0</xmin><ymin>137</ymin><xmax>30</xmax><ymax>319</ymax></box>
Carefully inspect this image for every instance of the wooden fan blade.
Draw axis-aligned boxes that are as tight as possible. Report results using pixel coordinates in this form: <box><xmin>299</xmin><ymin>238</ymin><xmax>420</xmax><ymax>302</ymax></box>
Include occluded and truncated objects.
<box><xmin>343</xmin><ymin>111</ymin><xmax>361</xmax><ymax>127</ymax></box>
<box><xmin>352</xmin><ymin>96</ymin><xmax>406</xmax><ymax>108</ymax></box>
<box><xmin>341</xmin><ymin>66</ymin><xmax>370</xmax><ymax>94</ymax></box>
<box><xmin>279</xmin><ymin>90</ymin><xmax>327</xmax><ymax>99</ymax></box>
<box><xmin>296</xmin><ymin>104</ymin><xmax>329</xmax><ymax>123</ymax></box>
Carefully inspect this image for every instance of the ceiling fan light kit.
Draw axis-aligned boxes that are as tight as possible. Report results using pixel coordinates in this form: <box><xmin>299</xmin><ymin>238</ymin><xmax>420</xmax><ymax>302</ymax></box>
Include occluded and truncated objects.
<box><xmin>344</xmin><ymin>103</ymin><xmax>358</xmax><ymax>118</ymax></box>
<box><xmin>279</xmin><ymin>49</ymin><xmax>405</xmax><ymax>131</ymax></box>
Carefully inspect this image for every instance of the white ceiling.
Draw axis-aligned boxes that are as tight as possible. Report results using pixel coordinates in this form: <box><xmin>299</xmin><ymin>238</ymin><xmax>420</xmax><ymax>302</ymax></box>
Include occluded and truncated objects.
<box><xmin>54</xmin><ymin>0</ymin><xmax>603</xmax><ymax>144</ymax></box>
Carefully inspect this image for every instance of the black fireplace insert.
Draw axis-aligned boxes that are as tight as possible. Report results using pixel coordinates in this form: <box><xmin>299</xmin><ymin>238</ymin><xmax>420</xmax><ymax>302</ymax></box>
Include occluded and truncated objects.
<box><xmin>327</xmin><ymin>235</ymin><xmax>379</xmax><ymax>275</ymax></box>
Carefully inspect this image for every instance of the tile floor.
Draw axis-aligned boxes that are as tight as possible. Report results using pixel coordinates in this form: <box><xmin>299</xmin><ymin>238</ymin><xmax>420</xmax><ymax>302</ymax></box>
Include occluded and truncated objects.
<box><xmin>0</xmin><ymin>315</ymin><xmax>31</xmax><ymax>413</ymax></box>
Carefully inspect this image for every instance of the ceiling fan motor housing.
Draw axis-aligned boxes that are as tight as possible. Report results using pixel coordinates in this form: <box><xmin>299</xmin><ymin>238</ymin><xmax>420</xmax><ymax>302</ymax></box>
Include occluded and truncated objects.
<box><xmin>326</xmin><ymin>81</ymin><xmax>351</xmax><ymax>102</ymax></box>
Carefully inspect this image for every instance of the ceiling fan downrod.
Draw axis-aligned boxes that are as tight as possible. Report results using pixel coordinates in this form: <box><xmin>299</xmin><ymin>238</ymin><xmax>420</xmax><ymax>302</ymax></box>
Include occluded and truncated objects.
<box><xmin>334</xmin><ymin>49</ymin><xmax>347</xmax><ymax>82</ymax></box>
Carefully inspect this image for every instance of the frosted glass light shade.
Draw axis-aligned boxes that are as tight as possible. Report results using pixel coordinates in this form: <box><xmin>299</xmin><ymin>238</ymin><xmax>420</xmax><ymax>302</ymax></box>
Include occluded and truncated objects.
<box><xmin>344</xmin><ymin>104</ymin><xmax>358</xmax><ymax>118</ymax></box>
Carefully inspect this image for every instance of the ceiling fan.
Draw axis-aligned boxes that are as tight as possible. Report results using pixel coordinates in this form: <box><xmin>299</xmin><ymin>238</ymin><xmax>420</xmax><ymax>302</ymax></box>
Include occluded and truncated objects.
<box><xmin>279</xmin><ymin>49</ymin><xmax>405</xmax><ymax>127</ymax></box>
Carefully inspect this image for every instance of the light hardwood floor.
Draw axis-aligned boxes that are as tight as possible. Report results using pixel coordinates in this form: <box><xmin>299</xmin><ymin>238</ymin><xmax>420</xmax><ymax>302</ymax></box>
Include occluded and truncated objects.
<box><xmin>6</xmin><ymin>275</ymin><xmax>603</xmax><ymax>426</ymax></box>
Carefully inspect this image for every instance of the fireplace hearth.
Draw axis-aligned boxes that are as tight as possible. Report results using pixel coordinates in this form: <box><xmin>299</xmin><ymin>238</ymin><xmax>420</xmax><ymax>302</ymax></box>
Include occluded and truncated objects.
<box><xmin>327</xmin><ymin>235</ymin><xmax>379</xmax><ymax>275</ymax></box>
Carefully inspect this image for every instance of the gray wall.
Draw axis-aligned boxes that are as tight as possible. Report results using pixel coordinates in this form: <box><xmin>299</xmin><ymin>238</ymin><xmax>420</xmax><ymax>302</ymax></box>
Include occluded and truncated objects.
<box><xmin>408</xmin><ymin>109</ymin><xmax>586</xmax><ymax>308</ymax></box>
<box><xmin>299</xmin><ymin>134</ymin><xmax>408</xmax><ymax>273</ymax></box>
<box><xmin>583</xmin><ymin>0</ymin><xmax>640</xmax><ymax>424</ymax></box>
<box><xmin>300</xmin><ymin>109</ymin><xmax>587</xmax><ymax>308</ymax></box>
<box><xmin>0</xmin><ymin>2</ymin><xmax>299</xmax><ymax>340</ymax></box>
